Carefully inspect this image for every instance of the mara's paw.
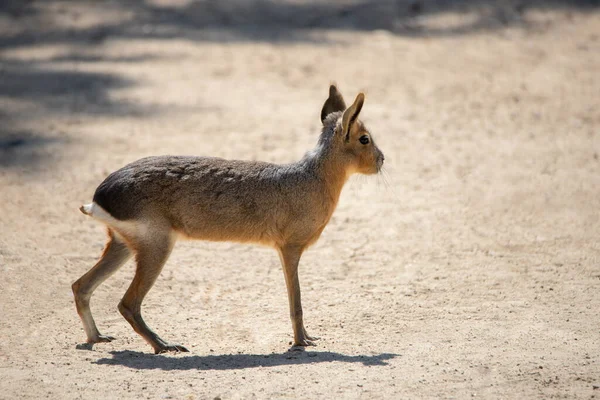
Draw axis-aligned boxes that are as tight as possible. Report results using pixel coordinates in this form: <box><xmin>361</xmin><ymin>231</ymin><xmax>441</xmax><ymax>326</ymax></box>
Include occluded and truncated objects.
<box><xmin>154</xmin><ymin>343</ymin><xmax>190</xmax><ymax>354</ymax></box>
<box><xmin>290</xmin><ymin>338</ymin><xmax>317</xmax><ymax>351</ymax></box>
<box><xmin>76</xmin><ymin>343</ymin><xmax>95</xmax><ymax>350</ymax></box>
<box><xmin>94</xmin><ymin>334</ymin><xmax>116</xmax><ymax>343</ymax></box>
<box><xmin>75</xmin><ymin>335</ymin><xmax>116</xmax><ymax>350</ymax></box>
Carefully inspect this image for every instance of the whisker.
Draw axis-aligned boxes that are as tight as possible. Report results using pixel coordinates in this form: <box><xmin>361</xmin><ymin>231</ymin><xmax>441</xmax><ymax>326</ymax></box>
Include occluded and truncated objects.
<box><xmin>378</xmin><ymin>166</ymin><xmax>401</xmax><ymax>201</ymax></box>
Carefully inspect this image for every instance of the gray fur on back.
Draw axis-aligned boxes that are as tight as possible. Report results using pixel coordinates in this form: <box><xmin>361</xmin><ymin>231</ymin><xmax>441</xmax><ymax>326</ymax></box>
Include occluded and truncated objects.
<box><xmin>93</xmin><ymin>117</ymin><xmax>343</xmax><ymax>246</ymax></box>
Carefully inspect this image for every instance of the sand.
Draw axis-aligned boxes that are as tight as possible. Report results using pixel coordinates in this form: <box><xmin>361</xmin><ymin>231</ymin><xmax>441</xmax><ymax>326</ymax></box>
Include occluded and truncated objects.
<box><xmin>1</xmin><ymin>1</ymin><xmax>599</xmax><ymax>399</ymax></box>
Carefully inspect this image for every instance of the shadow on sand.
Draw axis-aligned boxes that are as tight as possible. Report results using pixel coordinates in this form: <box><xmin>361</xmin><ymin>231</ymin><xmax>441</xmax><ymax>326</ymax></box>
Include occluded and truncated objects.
<box><xmin>1</xmin><ymin>0</ymin><xmax>597</xmax><ymax>170</ymax></box>
<box><xmin>1</xmin><ymin>0</ymin><xmax>599</xmax><ymax>51</ymax></box>
<box><xmin>93</xmin><ymin>349</ymin><xmax>399</xmax><ymax>371</ymax></box>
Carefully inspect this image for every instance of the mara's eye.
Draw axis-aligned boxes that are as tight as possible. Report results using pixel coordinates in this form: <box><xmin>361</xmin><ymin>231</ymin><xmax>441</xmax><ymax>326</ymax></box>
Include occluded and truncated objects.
<box><xmin>359</xmin><ymin>135</ymin><xmax>370</xmax><ymax>145</ymax></box>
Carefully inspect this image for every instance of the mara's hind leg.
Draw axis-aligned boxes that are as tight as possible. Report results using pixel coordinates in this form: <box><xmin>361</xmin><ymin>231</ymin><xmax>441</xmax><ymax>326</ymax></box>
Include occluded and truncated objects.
<box><xmin>72</xmin><ymin>230</ymin><xmax>132</xmax><ymax>348</ymax></box>
<box><xmin>117</xmin><ymin>234</ymin><xmax>188</xmax><ymax>354</ymax></box>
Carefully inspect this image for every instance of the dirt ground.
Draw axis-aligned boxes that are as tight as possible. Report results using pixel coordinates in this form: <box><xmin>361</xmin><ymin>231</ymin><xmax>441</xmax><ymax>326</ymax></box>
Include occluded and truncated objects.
<box><xmin>1</xmin><ymin>1</ymin><xmax>599</xmax><ymax>399</ymax></box>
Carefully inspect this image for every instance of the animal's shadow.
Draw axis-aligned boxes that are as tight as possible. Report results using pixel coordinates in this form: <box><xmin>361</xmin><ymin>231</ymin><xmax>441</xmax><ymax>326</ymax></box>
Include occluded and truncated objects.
<box><xmin>93</xmin><ymin>349</ymin><xmax>399</xmax><ymax>371</ymax></box>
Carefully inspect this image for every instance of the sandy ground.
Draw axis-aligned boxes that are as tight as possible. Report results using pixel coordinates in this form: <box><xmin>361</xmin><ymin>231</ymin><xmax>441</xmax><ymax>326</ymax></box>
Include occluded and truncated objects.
<box><xmin>1</xmin><ymin>1</ymin><xmax>599</xmax><ymax>399</ymax></box>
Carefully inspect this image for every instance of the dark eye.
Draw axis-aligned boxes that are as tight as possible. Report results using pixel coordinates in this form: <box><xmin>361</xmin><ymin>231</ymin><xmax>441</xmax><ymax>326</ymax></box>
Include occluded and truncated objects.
<box><xmin>359</xmin><ymin>135</ymin><xmax>370</xmax><ymax>145</ymax></box>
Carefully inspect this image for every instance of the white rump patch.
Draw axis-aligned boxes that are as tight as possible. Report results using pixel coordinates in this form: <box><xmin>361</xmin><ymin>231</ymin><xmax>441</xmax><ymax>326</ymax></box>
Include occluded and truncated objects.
<box><xmin>80</xmin><ymin>201</ymin><xmax>154</xmax><ymax>242</ymax></box>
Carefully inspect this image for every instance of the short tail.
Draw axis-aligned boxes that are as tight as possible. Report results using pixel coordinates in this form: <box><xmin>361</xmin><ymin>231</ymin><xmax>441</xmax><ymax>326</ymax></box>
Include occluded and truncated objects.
<box><xmin>79</xmin><ymin>202</ymin><xmax>134</xmax><ymax>239</ymax></box>
<box><xmin>79</xmin><ymin>202</ymin><xmax>120</xmax><ymax>227</ymax></box>
<box><xmin>80</xmin><ymin>203</ymin><xmax>93</xmax><ymax>215</ymax></box>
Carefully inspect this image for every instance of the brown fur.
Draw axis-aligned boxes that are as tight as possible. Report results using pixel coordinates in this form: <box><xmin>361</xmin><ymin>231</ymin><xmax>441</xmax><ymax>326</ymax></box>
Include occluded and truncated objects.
<box><xmin>72</xmin><ymin>85</ymin><xmax>384</xmax><ymax>354</ymax></box>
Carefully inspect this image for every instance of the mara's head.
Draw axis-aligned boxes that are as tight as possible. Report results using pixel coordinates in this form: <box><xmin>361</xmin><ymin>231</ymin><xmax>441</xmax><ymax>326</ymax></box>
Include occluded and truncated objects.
<box><xmin>320</xmin><ymin>85</ymin><xmax>384</xmax><ymax>175</ymax></box>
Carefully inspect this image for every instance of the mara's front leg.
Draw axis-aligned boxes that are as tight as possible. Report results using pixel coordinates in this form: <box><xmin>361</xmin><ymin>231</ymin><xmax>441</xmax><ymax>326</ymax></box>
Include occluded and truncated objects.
<box><xmin>278</xmin><ymin>244</ymin><xmax>320</xmax><ymax>348</ymax></box>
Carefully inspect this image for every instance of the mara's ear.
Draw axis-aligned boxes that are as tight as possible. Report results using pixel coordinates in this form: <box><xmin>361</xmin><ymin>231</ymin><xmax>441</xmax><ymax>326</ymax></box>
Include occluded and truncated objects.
<box><xmin>320</xmin><ymin>84</ymin><xmax>347</xmax><ymax>123</ymax></box>
<box><xmin>341</xmin><ymin>92</ymin><xmax>365</xmax><ymax>141</ymax></box>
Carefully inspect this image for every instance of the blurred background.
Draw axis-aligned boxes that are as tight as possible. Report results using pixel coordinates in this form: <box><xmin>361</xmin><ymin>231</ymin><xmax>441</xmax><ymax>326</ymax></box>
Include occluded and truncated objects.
<box><xmin>1</xmin><ymin>1</ymin><xmax>599</xmax><ymax>399</ymax></box>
